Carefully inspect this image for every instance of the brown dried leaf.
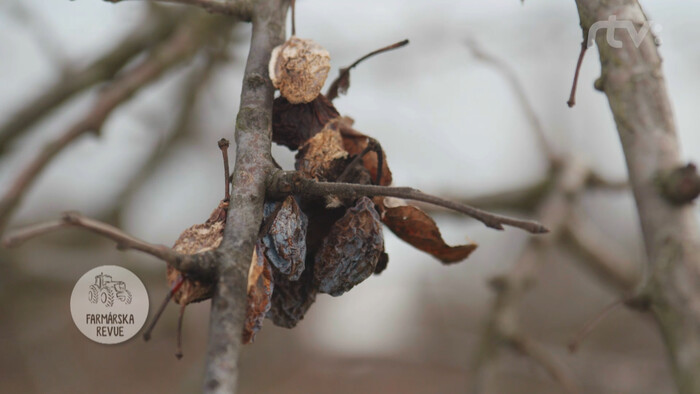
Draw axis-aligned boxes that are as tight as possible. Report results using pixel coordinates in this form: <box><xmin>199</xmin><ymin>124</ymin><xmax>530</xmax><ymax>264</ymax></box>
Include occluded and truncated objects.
<box><xmin>262</xmin><ymin>197</ymin><xmax>307</xmax><ymax>281</ymax></box>
<box><xmin>379</xmin><ymin>199</ymin><xmax>477</xmax><ymax>263</ymax></box>
<box><xmin>167</xmin><ymin>200</ymin><xmax>228</xmax><ymax>305</ymax></box>
<box><xmin>337</xmin><ymin>117</ymin><xmax>392</xmax><ymax>186</ymax></box>
<box><xmin>314</xmin><ymin>197</ymin><xmax>384</xmax><ymax>296</ymax></box>
<box><xmin>272</xmin><ymin>94</ymin><xmax>340</xmax><ymax>150</ymax></box>
<box><xmin>242</xmin><ymin>243</ymin><xmax>274</xmax><ymax>344</ymax></box>
<box><xmin>295</xmin><ymin>118</ymin><xmax>348</xmax><ymax>181</ymax></box>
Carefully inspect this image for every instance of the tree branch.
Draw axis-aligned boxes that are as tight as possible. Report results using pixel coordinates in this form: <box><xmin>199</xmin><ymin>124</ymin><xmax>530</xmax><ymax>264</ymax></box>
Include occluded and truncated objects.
<box><xmin>1</xmin><ymin>212</ymin><xmax>217</xmax><ymax>282</ymax></box>
<box><xmin>0</xmin><ymin>7</ymin><xmax>181</xmax><ymax>153</ymax></box>
<box><xmin>106</xmin><ymin>0</ymin><xmax>254</xmax><ymax>20</ymax></box>
<box><xmin>573</xmin><ymin>2</ymin><xmax>700</xmax><ymax>392</ymax></box>
<box><xmin>201</xmin><ymin>1</ymin><xmax>287</xmax><ymax>392</ymax></box>
<box><xmin>266</xmin><ymin>170</ymin><xmax>549</xmax><ymax>234</ymax></box>
<box><xmin>0</xmin><ymin>15</ymin><xmax>230</xmax><ymax>236</ymax></box>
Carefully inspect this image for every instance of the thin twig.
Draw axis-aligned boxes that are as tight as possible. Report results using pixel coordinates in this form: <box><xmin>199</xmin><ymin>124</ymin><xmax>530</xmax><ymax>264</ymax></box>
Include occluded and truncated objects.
<box><xmin>3</xmin><ymin>212</ymin><xmax>178</xmax><ymax>261</ymax></box>
<box><xmin>267</xmin><ymin>170</ymin><xmax>549</xmax><ymax>234</ymax></box>
<box><xmin>465</xmin><ymin>38</ymin><xmax>556</xmax><ymax>162</ymax></box>
<box><xmin>510</xmin><ymin>335</ymin><xmax>579</xmax><ymax>394</ymax></box>
<box><xmin>567</xmin><ymin>41</ymin><xmax>588</xmax><ymax>108</ymax></box>
<box><xmin>106</xmin><ymin>0</ymin><xmax>253</xmax><ymax>19</ymax></box>
<box><xmin>567</xmin><ymin>299</ymin><xmax>624</xmax><ymax>353</ymax></box>
<box><xmin>326</xmin><ymin>39</ymin><xmax>409</xmax><ymax>101</ymax></box>
<box><xmin>290</xmin><ymin>0</ymin><xmax>296</xmax><ymax>36</ymax></box>
<box><xmin>218</xmin><ymin>138</ymin><xmax>231</xmax><ymax>201</ymax></box>
<box><xmin>144</xmin><ymin>275</ymin><xmax>185</xmax><ymax>341</ymax></box>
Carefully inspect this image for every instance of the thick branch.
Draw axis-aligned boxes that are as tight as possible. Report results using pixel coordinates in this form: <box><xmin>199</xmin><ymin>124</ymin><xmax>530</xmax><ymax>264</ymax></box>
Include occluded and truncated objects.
<box><xmin>574</xmin><ymin>2</ymin><xmax>700</xmax><ymax>392</ymax></box>
<box><xmin>267</xmin><ymin>170</ymin><xmax>549</xmax><ymax>234</ymax></box>
<box><xmin>201</xmin><ymin>2</ymin><xmax>287</xmax><ymax>392</ymax></box>
<box><xmin>0</xmin><ymin>15</ymin><xmax>229</xmax><ymax>236</ymax></box>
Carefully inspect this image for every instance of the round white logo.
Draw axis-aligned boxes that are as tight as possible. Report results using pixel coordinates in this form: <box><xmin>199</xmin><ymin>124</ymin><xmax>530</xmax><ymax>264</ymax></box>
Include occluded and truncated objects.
<box><xmin>70</xmin><ymin>265</ymin><xmax>149</xmax><ymax>344</ymax></box>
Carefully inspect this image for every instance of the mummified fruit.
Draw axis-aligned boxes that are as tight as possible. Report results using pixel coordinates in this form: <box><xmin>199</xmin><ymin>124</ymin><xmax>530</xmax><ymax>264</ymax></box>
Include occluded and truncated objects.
<box><xmin>166</xmin><ymin>200</ymin><xmax>228</xmax><ymax>305</ymax></box>
<box><xmin>272</xmin><ymin>94</ymin><xmax>339</xmax><ymax>150</ymax></box>
<box><xmin>262</xmin><ymin>197</ymin><xmax>308</xmax><ymax>281</ymax></box>
<box><xmin>267</xmin><ymin>266</ymin><xmax>317</xmax><ymax>328</ymax></box>
<box><xmin>269</xmin><ymin>36</ymin><xmax>331</xmax><ymax>104</ymax></box>
<box><xmin>313</xmin><ymin>196</ymin><xmax>384</xmax><ymax>296</ymax></box>
<box><xmin>296</xmin><ymin>118</ymin><xmax>348</xmax><ymax>181</ymax></box>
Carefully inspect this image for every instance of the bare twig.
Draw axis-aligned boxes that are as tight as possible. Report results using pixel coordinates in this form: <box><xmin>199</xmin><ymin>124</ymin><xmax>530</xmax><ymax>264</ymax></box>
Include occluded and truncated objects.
<box><xmin>3</xmin><ymin>211</ymin><xmax>177</xmax><ymax>261</ymax></box>
<box><xmin>267</xmin><ymin>170</ymin><xmax>549</xmax><ymax>234</ymax></box>
<box><xmin>563</xmin><ymin>208</ymin><xmax>639</xmax><ymax>292</ymax></box>
<box><xmin>326</xmin><ymin>39</ymin><xmax>410</xmax><ymax>101</ymax></box>
<box><xmin>106</xmin><ymin>0</ymin><xmax>253</xmax><ymax>20</ymax></box>
<box><xmin>567</xmin><ymin>41</ymin><xmax>588</xmax><ymax>107</ymax></box>
<box><xmin>465</xmin><ymin>38</ymin><xmax>556</xmax><ymax>162</ymax></box>
<box><xmin>0</xmin><ymin>7</ymin><xmax>181</xmax><ymax>153</ymax></box>
<box><xmin>509</xmin><ymin>335</ymin><xmax>579</xmax><ymax>394</ymax></box>
<box><xmin>567</xmin><ymin>299</ymin><xmax>624</xmax><ymax>353</ymax></box>
<box><xmin>0</xmin><ymin>15</ymin><xmax>229</xmax><ymax>235</ymax></box>
<box><xmin>469</xmin><ymin>159</ymin><xmax>589</xmax><ymax>392</ymax></box>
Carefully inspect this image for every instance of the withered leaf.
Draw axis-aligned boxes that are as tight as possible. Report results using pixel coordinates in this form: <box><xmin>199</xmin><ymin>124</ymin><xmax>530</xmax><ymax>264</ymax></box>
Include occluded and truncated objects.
<box><xmin>379</xmin><ymin>199</ymin><xmax>477</xmax><ymax>263</ymax></box>
<box><xmin>267</xmin><ymin>266</ymin><xmax>317</xmax><ymax>328</ymax></box>
<box><xmin>242</xmin><ymin>243</ymin><xmax>274</xmax><ymax>344</ymax></box>
<box><xmin>167</xmin><ymin>200</ymin><xmax>228</xmax><ymax>305</ymax></box>
<box><xmin>272</xmin><ymin>94</ymin><xmax>339</xmax><ymax>150</ymax></box>
<box><xmin>314</xmin><ymin>196</ymin><xmax>384</xmax><ymax>296</ymax></box>
<box><xmin>295</xmin><ymin>118</ymin><xmax>348</xmax><ymax>181</ymax></box>
<box><xmin>337</xmin><ymin>117</ymin><xmax>393</xmax><ymax>186</ymax></box>
<box><xmin>262</xmin><ymin>197</ymin><xmax>307</xmax><ymax>281</ymax></box>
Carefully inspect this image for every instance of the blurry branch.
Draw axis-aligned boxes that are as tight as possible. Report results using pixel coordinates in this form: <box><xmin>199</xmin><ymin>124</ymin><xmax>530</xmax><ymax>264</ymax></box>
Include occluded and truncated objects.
<box><xmin>267</xmin><ymin>170</ymin><xmax>549</xmax><ymax>234</ymax></box>
<box><xmin>465</xmin><ymin>38</ymin><xmax>556</xmax><ymax>162</ymax></box>
<box><xmin>0</xmin><ymin>14</ymin><xmax>232</xmax><ymax>236</ymax></box>
<box><xmin>562</xmin><ymin>208</ymin><xmax>639</xmax><ymax>292</ymax></box>
<box><xmin>106</xmin><ymin>41</ymin><xmax>230</xmax><ymax>225</ymax></box>
<box><xmin>0</xmin><ymin>6</ymin><xmax>182</xmax><ymax>153</ymax></box>
<box><xmin>574</xmin><ymin>2</ymin><xmax>700</xmax><ymax>392</ymax></box>
<box><xmin>106</xmin><ymin>0</ymin><xmax>254</xmax><ymax>20</ymax></box>
<box><xmin>8</xmin><ymin>2</ymin><xmax>71</xmax><ymax>70</ymax></box>
<box><xmin>469</xmin><ymin>159</ymin><xmax>589</xmax><ymax>394</ymax></box>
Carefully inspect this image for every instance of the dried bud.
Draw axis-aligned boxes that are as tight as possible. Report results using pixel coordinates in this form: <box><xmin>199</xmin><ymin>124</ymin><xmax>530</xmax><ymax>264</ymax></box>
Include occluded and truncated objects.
<box><xmin>269</xmin><ymin>36</ymin><xmax>331</xmax><ymax>104</ymax></box>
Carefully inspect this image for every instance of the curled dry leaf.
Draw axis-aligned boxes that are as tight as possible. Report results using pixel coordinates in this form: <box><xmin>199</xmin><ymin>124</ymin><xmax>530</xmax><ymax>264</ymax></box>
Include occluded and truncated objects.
<box><xmin>337</xmin><ymin>117</ymin><xmax>393</xmax><ymax>186</ymax></box>
<box><xmin>167</xmin><ymin>200</ymin><xmax>228</xmax><ymax>304</ymax></box>
<box><xmin>269</xmin><ymin>36</ymin><xmax>331</xmax><ymax>104</ymax></box>
<box><xmin>295</xmin><ymin>118</ymin><xmax>348</xmax><ymax>181</ymax></box>
<box><xmin>378</xmin><ymin>198</ymin><xmax>477</xmax><ymax>263</ymax></box>
<box><xmin>242</xmin><ymin>243</ymin><xmax>274</xmax><ymax>344</ymax></box>
<box><xmin>314</xmin><ymin>196</ymin><xmax>384</xmax><ymax>296</ymax></box>
<box><xmin>272</xmin><ymin>94</ymin><xmax>339</xmax><ymax>150</ymax></box>
<box><xmin>262</xmin><ymin>197</ymin><xmax>308</xmax><ymax>281</ymax></box>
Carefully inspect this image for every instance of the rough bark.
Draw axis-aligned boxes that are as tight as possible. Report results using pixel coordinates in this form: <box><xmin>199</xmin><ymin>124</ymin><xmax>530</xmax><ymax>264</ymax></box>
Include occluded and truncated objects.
<box><xmin>573</xmin><ymin>1</ymin><xmax>700</xmax><ymax>392</ymax></box>
<box><xmin>202</xmin><ymin>1</ymin><xmax>287</xmax><ymax>393</ymax></box>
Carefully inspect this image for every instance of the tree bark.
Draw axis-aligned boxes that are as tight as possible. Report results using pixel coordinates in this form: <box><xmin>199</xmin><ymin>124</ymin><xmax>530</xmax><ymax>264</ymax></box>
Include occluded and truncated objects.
<box><xmin>202</xmin><ymin>1</ymin><xmax>287</xmax><ymax>393</ymax></box>
<box><xmin>573</xmin><ymin>1</ymin><xmax>700</xmax><ymax>392</ymax></box>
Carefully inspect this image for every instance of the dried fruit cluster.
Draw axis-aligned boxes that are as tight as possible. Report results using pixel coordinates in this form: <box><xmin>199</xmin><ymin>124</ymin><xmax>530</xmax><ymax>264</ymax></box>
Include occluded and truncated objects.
<box><xmin>166</xmin><ymin>38</ymin><xmax>476</xmax><ymax>345</ymax></box>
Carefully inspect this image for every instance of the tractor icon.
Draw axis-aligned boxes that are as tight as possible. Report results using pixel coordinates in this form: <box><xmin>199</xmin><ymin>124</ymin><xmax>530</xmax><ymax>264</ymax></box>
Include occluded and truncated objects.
<box><xmin>88</xmin><ymin>273</ymin><xmax>132</xmax><ymax>307</ymax></box>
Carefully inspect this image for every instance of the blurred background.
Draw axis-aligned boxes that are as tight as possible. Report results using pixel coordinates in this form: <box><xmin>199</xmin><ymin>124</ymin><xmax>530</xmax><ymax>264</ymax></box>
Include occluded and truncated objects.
<box><xmin>1</xmin><ymin>0</ymin><xmax>699</xmax><ymax>393</ymax></box>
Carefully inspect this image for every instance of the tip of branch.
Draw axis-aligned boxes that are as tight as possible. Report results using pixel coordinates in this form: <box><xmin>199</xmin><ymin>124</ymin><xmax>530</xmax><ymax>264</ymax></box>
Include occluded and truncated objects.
<box><xmin>143</xmin><ymin>332</ymin><xmax>151</xmax><ymax>341</ymax></box>
<box><xmin>175</xmin><ymin>351</ymin><xmax>183</xmax><ymax>360</ymax></box>
<box><xmin>566</xmin><ymin>100</ymin><xmax>575</xmax><ymax>108</ymax></box>
<box><xmin>218</xmin><ymin>138</ymin><xmax>230</xmax><ymax>149</ymax></box>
